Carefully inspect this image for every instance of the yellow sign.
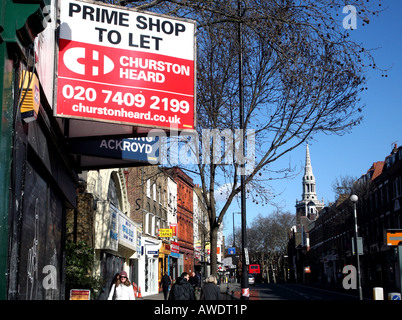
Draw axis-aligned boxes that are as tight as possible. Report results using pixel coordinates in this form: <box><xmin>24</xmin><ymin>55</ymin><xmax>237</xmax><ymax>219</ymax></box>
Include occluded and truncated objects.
<box><xmin>20</xmin><ymin>70</ymin><xmax>40</xmax><ymax>122</ymax></box>
<box><xmin>158</xmin><ymin>229</ymin><xmax>173</xmax><ymax>238</ymax></box>
<box><xmin>70</xmin><ymin>289</ymin><xmax>91</xmax><ymax>300</ymax></box>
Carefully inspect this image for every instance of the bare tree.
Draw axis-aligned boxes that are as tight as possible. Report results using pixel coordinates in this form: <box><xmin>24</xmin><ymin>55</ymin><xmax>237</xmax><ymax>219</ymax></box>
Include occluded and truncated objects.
<box><xmin>247</xmin><ymin>211</ymin><xmax>295</xmax><ymax>282</ymax></box>
<box><xmin>332</xmin><ymin>174</ymin><xmax>357</xmax><ymax>199</ymax></box>
<box><xmin>101</xmin><ymin>0</ymin><xmax>384</xmax><ymax>274</ymax></box>
<box><xmin>332</xmin><ymin>172</ymin><xmax>372</xmax><ymax>202</ymax></box>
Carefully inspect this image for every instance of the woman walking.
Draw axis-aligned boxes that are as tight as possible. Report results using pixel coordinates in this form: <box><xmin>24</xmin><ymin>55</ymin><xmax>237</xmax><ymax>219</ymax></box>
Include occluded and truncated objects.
<box><xmin>200</xmin><ymin>275</ymin><xmax>221</xmax><ymax>300</ymax></box>
<box><xmin>108</xmin><ymin>271</ymin><xmax>135</xmax><ymax>300</ymax></box>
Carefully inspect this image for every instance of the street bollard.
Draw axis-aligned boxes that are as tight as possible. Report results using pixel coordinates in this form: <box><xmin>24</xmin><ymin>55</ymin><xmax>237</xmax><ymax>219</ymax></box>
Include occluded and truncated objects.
<box><xmin>388</xmin><ymin>292</ymin><xmax>401</xmax><ymax>300</ymax></box>
<box><xmin>373</xmin><ymin>287</ymin><xmax>384</xmax><ymax>300</ymax></box>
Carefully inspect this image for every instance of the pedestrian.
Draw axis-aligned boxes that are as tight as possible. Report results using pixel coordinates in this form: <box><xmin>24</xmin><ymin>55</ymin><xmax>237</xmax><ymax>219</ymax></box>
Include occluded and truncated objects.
<box><xmin>160</xmin><ymin>272</ymin><xmax>172</xmax><ymax>300</ymax></box>
<box><xmin>108</xmin><ymin>273</ymin><xmax>120</xmax><ymax>299</ymax></box>
<box><xmin>110</xmin><ymin>273</ymin><xmax>120</xmax><ymax>291</ymax></box>
<box><xmin>108</xmin><ymin>271</ymin><xmax>135</xmax><ymax>300</ymax></box>
<box><xmin>168</xmin><ymin>272</ymin><xmax>195</xmax><ymax>300</ymax></box>
<box><xmin>200</xmin><ymin>275</ymin><xmax>221</xmax><ymax>300</ymax></box>
<box><xmin>189</xmin><ymin>271</ymin><xmax>201</xmax><ymax>299</ymax></box>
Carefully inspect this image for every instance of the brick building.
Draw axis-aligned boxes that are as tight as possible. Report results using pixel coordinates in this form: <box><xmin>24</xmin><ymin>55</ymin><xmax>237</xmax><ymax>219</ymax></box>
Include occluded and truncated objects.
<box><xmin>125</xmin><ymin>165</ymin><xmax>171</xmax><ymax>295</ymax></box>
<box><xmin>66</xmin><ymin>179</ymin><xmax>95</xmax><ymax>247</ymax></box>
<box><xmin>167</xmin><ymin>167</ymin><xmax>195</xmax><ymax>274</ymax></box>
<box><xmin>307</xmin><ymin>144</ymin><xmax>402</xmax><ymax>295</ymax></box>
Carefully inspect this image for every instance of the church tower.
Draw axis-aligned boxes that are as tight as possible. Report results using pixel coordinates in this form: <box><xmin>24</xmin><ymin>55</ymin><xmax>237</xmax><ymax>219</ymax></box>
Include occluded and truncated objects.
<box><xmin>295</xmin><ymin>143</ymin><xmax>324</xmax><ymax>223</ymax></box>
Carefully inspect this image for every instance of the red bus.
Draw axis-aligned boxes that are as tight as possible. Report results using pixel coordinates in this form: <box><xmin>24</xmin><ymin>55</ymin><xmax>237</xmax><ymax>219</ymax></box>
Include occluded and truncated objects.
<box><xmin>248</xmin><ymin>264</ymin><xmax>260</xmax><ymax>274</ymax></box>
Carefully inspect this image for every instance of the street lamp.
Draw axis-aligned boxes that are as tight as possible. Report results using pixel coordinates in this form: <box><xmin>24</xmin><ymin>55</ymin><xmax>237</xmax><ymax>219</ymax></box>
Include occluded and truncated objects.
<box><xmin>238</xmin><ymin>0</ymin><xmax>249</xmax><ymax>299</ymax></box>
<box><xmin>350</xmin><ymin>194</ymin><xmax>363</xmax><ymax>300</ymax></box>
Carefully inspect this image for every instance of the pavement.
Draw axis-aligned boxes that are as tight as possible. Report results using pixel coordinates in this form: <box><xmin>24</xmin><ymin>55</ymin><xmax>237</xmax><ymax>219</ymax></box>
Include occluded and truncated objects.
<box><xmin>138</xmin><ymin>282</ymin><xmax>259</xmax><ymax>301</ymax></box>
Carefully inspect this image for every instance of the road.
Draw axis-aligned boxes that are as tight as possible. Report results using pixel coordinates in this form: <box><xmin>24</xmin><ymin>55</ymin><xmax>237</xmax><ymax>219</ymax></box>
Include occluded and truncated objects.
<box><xmin>141</xmin><ymin>282</ymin><xmax>363</xmax><ymax>301</ymax></box>
<box><xmin>227</xmin><ymin>283</ymin><xmax>361</xmax><ymax>300</ymax></box>
<box><xmin>250</xmin><ymin>283</ymin><xmax>359</xmax><ymax>300</ymax></box>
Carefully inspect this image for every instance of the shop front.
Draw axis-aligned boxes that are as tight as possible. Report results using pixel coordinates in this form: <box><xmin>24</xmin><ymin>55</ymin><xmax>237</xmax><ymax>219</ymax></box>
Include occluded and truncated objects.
<box><xmin>170</xmin><ymin>241</ymin><xmax>180</xmax><ymax>281</ymax></box>
<box><xmin>158</xmin><ymin>242</ymin><xmax>171</xmax><ymax>290</ymax></box>
<box><xmin>94</xmin><ymin>203</ymin><xmax>139</xmax><ymax>300</ymax></box>
<box><xmin>141</xmin><ymin>237</ymin><xmax>161</xmax><ymax>296</ymax></box>
<box><xmin>180</xmin><ymin>246</ymin><xmax>194</xmax><ymax>275</ymax></box>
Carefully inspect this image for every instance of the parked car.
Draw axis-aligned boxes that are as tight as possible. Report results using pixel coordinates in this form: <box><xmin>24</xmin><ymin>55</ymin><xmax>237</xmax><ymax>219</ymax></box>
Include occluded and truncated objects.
<box><xmin>248</xmin><ymin>274</ymin><xmax>255</xmax><ymax>285</ymax></box>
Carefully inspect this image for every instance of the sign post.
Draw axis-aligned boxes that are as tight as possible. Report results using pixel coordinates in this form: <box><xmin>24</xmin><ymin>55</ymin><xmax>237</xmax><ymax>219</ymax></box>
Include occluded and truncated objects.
<box><xmin>56</xmin><ymin>0</ymin><xmax>196</xmax><ymax>131</ymax></box>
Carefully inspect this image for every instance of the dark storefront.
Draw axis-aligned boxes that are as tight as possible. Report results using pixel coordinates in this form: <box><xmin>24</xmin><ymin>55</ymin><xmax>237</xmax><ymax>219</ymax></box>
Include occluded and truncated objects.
<box><xmin>1</xmin><ymin>1</ymin><xmax>78</xmax><ymax>299</ymax></box>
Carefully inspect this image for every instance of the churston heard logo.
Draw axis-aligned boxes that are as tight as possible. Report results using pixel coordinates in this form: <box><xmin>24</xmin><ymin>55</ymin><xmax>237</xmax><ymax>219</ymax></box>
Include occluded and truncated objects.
<box><xmin>63</xmin><ymin>47</ymin><xmax>114</xmax><ymax>76</ymax></box>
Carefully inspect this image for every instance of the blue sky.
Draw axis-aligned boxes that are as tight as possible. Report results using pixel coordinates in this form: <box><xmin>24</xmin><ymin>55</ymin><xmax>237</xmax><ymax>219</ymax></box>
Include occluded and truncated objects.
<box><xmin>221</xmin><ymin>0</ymin><xmax>402</xmax><ymax>238</ymax></box>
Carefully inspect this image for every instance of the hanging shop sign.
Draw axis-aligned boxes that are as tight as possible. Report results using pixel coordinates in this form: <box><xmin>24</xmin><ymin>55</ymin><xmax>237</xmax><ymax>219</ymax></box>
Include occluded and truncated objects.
<box><xmin>169</xmin><ymin>223</ymin><xmax>177</xmax><ymax>237</ymax></box>
<box><xmin>158</xmin><ymin>228</ymin><xmax>173</xmax><ymax>238</ymax></box>
<box><xmin>68</xmin><ymin>136</ymin><xmax>159</xmax><ymax>164</ymax></box>
<box><xmin>55</xmin><ymin>0</ymin><xmax>196</xmax><ymax>131</ymax></box>
<box><xmin>171</xmin><ymin>242</ymin><xmax>180</xmax><ymax>253</ymax></box>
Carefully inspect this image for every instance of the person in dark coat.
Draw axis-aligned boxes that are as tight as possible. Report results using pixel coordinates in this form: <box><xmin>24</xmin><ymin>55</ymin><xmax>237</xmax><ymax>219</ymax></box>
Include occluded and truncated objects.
<box><xmin>189</xmin><ymin>271</ymin><xmax>201</xmax><ymax>299</ymax></box>
<box><xmin>160</xmin><ymin>272</ymin><xmax>172</xmax><ymax>300</ymax></box>
<box><xmin>168</xmin><ymin>272</ymin><xmax>195</xmax><ymax>300</ymax></box>
<box><xmin>200</xmin><ymin>275</ymin><xmax>221</xmax><ymax>300</ymax></box>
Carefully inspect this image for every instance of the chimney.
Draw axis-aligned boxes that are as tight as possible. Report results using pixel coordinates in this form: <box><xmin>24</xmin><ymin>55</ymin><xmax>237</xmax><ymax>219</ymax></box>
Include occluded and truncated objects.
<box><xmin>392</xmin><ymin>144</ymin><xmax>398</xmax><ymax>154</ymax></box>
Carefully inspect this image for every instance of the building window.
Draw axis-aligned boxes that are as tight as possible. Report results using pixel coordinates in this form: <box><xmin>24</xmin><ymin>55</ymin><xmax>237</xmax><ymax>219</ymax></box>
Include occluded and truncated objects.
<box><xmin>155</xmin><ymin>218</ymin><xmax>160</xmax><ymax>236</ymax></box>
<box><xmin>395</xmin><ymin>177</ymin><xmax>401</xmax><ymax>198</ymax></box>
<box><xmin>145</xmin><ymin>213</ymin><xmax>150</xmax><ymax>234</ymax></box>
<box><xmin>108</xmin><ymin>173</ymin><xmax>121</xmax><ymax>209</ymax></box>
<box><xmin>151</xmin><ymin>215</ymin><xmax>156</xmax><ymax>236</ymax></box>
<box><xmin>149</xmin><ymin>214</ymin><xmax>154</xmax><ymax>235</ymax></box>
<box><xmin>146</xmin><ymin>179</ymin><xmax>151</xmax><ymax>198</ymax></box>
<box><xmin>385</xmin><ymin>182</ymin><xmax>390</xmax><ymax>204</ymax></box>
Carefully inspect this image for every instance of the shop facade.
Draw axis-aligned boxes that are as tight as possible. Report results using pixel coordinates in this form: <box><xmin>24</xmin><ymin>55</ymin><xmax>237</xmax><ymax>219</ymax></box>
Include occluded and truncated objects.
<box><xmin>158</xmin><ymin>242</ymin><xmax>171</xmax><ymax>289</ymax></box>
<box><xmin>141</xmin><ymin>237</ymin><xmax>161</xmax><ymax>296</ymax></box>
<box><xmin>86</xmin><ymin>169</ymin><xmax>140</xmax><ymax>300</ymax></box>
<box><xmin>0</xmin><ymin>0</ymin><xmax>78</xmax><ymax>300</ymax></box>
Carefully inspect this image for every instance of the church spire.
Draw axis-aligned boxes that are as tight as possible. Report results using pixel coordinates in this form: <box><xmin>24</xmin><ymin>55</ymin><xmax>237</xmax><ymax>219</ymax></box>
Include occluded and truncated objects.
<box><xmin>295</xmin><ymin>142</ymin><xmax>324</xmax><ymax>222</ymax></box>
<box><xmin>302</xmin><ymin>142</ymin><xmax>317</xmax><ymax>202</ymax></box>
<box><xmin>305</xmin><ymin>143</ymin><xmax>313</xmax><ymax>176</ymax></box>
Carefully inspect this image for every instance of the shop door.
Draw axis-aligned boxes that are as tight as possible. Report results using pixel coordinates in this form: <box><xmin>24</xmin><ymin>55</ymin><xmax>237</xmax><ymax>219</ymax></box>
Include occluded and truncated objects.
<box><xmin>99</xmin><ymin>253</ymin><xmax>125</xmax><ymax>300</ymax></box>
<box><xmin>9</xmin><ymin>162</ymin><xmax>64</xmax><ymax>300</ymax></box>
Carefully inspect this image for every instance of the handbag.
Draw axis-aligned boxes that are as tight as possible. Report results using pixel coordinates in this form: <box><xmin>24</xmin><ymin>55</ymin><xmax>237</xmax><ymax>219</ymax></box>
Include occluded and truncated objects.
<box><xmin>112</xmin><ymin>285</ymin><xmax>117</xmax><ymax>300</ymax></box>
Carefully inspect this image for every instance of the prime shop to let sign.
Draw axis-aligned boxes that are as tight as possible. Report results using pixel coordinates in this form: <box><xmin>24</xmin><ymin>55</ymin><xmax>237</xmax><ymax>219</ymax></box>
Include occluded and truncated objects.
<box><xmin>56</xmin><ymin>0</ymin><xmax>196</xmax><ymax>130</ymax></box>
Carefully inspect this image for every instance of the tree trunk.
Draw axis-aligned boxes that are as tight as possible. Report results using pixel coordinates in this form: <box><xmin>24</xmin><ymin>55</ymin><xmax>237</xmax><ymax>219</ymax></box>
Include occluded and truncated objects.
<box><xmin>209</xmin><ymin>223</ymin><xmax>218</xmax><ymax>276</ymax></box>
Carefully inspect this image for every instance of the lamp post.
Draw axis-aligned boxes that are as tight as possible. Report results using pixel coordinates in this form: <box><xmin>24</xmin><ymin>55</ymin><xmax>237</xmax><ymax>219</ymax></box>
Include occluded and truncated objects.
<box><xmin>232</xmin><ymin>212</ymin><xmax>241</xmax><ymax>247</ymax></box>
<box><xmin>350</xmin><ymin>194</ymin><xmax>363</xmax><ymax>300</ymax></box>
<box><xmin>238</xmin><ymin>0</ymin><xmax>249</xmax><ymax>300</ymax></box>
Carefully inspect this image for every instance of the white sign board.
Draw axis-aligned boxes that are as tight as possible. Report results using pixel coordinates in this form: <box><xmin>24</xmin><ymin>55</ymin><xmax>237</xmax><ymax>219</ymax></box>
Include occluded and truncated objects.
<box><xmin>56</xmin><ymin>0</ymin><xmax>196</xmax><ymax>130</ymax></box>
<box><xmin>244</xmin><ymin>247</ymin><xmax>250</xmax><ymax>265</ymax></box>
<box><xmin>118</xmin><ymin>211</ymin><xmax>137</xmax><ymax>251</ymax></box>
<box><xmin>109</xmin><ymin>204</ymin><xmax>119</xmax><ymax>251</ymax></box>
